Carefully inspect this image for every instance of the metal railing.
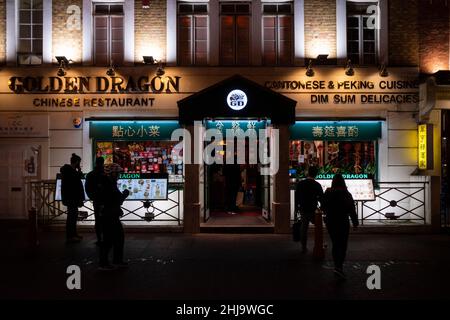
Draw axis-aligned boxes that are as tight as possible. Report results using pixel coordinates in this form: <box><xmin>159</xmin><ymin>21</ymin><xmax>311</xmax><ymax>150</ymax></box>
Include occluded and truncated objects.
<box><xmin>28</xmin><ymin>180</ymin><xmax>184</xmax><ymax>226</ymax></box>
<box><xmin>361</xmin><ymin>182</ymin><xmax>427</xmax><ymax>224</ymax></box>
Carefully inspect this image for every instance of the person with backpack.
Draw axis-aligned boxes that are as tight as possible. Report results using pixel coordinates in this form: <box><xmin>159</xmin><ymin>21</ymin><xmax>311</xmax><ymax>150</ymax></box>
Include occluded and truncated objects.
<box><xmin>85</xmin><ymin>157</ymin><xmax>108</xmax><ymax>246</ymax></box>
<box><xmin>321</xmin><ymin>174</ymin><xmax>359</xmax><ymax>279</ymax></box>
<box><xmin>295</xmin><ymin>166</ymin><xmax>323</xmax><ymax>253</ymax></box>
<box><xmin>60</xmin><ymin>153</ymin><xmax>85</xmax><ymax>243</ymax></box>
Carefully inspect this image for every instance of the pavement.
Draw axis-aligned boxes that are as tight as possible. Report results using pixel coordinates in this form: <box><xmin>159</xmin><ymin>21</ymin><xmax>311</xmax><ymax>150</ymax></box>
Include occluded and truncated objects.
<box><xmin>1</xmin><ymin>223</ymin><xmax>450</xmax><ymax>300</ymax></box>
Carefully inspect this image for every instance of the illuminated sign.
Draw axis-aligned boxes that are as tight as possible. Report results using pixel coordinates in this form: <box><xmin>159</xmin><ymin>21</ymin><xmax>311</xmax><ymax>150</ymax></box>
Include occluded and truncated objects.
<box><xmin>418</xmin><ymin>124</ymin><xmax>433</xmax><ymax>170</ymax></box>
<box><xmin>227</xmin><ymin>89</ymin><xmax>248</xmax><ymax>110</ymax></box>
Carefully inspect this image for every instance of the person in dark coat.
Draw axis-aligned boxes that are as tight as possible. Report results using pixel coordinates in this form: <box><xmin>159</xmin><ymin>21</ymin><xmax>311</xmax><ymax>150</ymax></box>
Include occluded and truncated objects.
<box><xmin>60</xmin><ymin>153</ymin><xmax>85</xmax><ymax>243</ymax></box>
<box><xmin>295</xmin><ymin>166</ymin><xmax>323</xmax><ymax>253</ymax></box>
<box><xmin>321</xmin><ymin>174</ymin><xmax>359</xmax><ymax>279</ymax></box>
<box><xmin>85</xmin><ymin>157</ymin><xmax>108</xmax><ymax>245</ymax></box>
<box><xmin>98</xmin><ymin>163</ymin><xmax>129</xmax><ymax>271</ymax></box>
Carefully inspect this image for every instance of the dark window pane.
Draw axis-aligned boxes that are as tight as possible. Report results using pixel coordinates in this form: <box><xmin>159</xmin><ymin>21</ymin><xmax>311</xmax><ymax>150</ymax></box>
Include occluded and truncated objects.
<box><xmin>347</xmin><ymin>17</ymin><xmax>359</xmax><ymax>28</ymax></box>
<box><xmin>363</xmin><ymin>28</ymin><xmax>375</xmax><ymax>40</ymax></box>
<box><xmin>347</xmin><ymin>41</ymin><xmax>359</xmax><ymax>54</ymax></box>
<box><xmin>19</xmin><ymin>0</ymin><xmax>31</xmax><ymax>9</ymax></box>
<box><xmin>278</xmin><ymin>4</ymin><xmax>292</xmax><ymax>13</ymax></box>
<box><xmin>236</xmin><ymin>4</ymin><xmax>250</xmax><ymax>13</ymax></box>
<box><xmin>32</xmin><ymin>11</ymin><xmax>43</xmax><ymax>24</ymax></box>
<box><xmin>349</xmin><ymin>54</ymin><xmax>359</xmax><ymax>65</ymax></box>
<box><xmin>32</xmin><ymin>39</ymin><xmax>42</xmax><ymax>53</ymax></box>
<box><xmin>263</xmin><ymin>5</ymin><xmax>277</xmax><ymax>13</ymax></box>
<box><xmin>33</xmin><ymin>0</ymin><xmax>43</xmax><ymax>10</ymax></box>
<box><xmin>19</xmin><ymin>11</ymin><xmax>31</xmax><ymax>23</ymax></box>
<box><xmin>95</xmin><ymin>5</ymin><xmax>109</xmax><ymax>14</ymax></box>
<box><xmin>18</xmin><ymin>40</ymin><xmax>31</xmax><ymax>53</ymax></box>
<box><xmin>347</xmin><ymin>29</ymin><xmax>359</xmax><ymax>41</ymax></box>
<box><xmin>32</xmin><ymin>24</ymin><xmax>43</xmax><ymax>38</ymax></box>
<box><xmin>194</xmin><ymin>4</ymin><xmax>207</xmax><ymax>13</ymax></box>
<box><xmin>363</xmin><ymin>41</ymin><xmax>375</xmax><ymax>53</ymax></box>
<box><xmin>221</xmin><ymin>4</ymin><xmax>234</xmax><ymax>14</ymax></box>
<box><xmin>179</xmin><ymin>4</ymin><xmax>192</xmax><ymax>13</ymax></box>
<box><xmin>19</xmin><ymin>25</ymin><xmax>31</xmax><ymax>38</ymax></box>
<box><xmin>110</xmin><ymin>5</ymin><xmax>124</xmax><ymax>14</ymax></box>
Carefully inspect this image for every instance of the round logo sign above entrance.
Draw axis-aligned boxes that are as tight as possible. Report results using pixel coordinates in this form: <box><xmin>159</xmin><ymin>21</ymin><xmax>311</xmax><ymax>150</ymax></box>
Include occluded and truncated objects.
<box><xmin>227</xmin><ymin>89</ymin><xmax>248</xmax><ymax>111</ymax></box>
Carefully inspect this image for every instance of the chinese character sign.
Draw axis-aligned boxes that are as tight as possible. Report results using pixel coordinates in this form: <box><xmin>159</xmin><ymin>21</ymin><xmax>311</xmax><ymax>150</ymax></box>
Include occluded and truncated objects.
<box><xmin>418</xmin><ymin>124</ymin><xmax>433</xmax><ymax>170</ymax></box>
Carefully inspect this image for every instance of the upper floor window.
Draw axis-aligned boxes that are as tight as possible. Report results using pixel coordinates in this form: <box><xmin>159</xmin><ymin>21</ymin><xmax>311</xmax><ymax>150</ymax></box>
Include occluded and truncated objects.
<box><xmin>177</xmin><ymin>3</ymin><xmax>208</xmax><ymax>66</ymax></box>
<box><xmin>220</xmin><ymin>2</ymin><xmax>251</xmax><ymax>66</ymax></box>
<box><xmin>93</xmin><ymin>3</ymin><xmax>124</xmax><ymax>66</ymax></box>
<box><xmin>262</xmin><ymin>3</ymin><xmax>293</xmax><ymax>66</ymax></box>
<box><xmin>347</xmin><ymin>2</ymin><xmax>377</xmax><ymax>65</ymax></box>
<box><xmin>17</xmin><ymin>0</ymin><xmax>43</xmax><ymax>65</ymax></box>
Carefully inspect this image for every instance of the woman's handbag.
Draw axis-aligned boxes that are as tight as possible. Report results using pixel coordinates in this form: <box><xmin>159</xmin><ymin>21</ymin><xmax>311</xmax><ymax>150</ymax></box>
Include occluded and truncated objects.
<box><xmin>292</xmin><ymin>211</ymin><xmax>301</xmax><ymax>242</ymax></box>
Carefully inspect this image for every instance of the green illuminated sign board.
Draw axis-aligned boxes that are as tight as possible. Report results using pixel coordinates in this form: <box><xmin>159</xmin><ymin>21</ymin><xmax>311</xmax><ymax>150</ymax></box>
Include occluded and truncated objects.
<box><xmin>289</xmin><ymin>121</ymin><xmax>382</xmax><ymax>141</ymax></box>
<box><xmin>89</xmin><ymin>121</ymin><xmax>180</xmax><ymax>141</ymax></box>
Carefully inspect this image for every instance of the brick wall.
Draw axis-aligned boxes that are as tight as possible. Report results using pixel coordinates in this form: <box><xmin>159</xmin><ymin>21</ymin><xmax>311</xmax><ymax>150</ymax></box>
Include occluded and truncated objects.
<box><xmin>418</xmin><ymin>0</ymin><xmax>450</xmax><ymax>74</ymax></box>
<box><xmin>0</xmin><ymin>0</ymin><xmax>6</xmax><ymax>64</ymax></box>
<box><xmin>304</xmin><ymin>0</ymin><xmax>337</xmax><ymax>60</ymax></box>
<box><xmin>389</xmin><ymin>0</ymin><xmax>419</xmax><ymax>66</ymax></box>
<box><xmin>135</xmin><ymin>0</ymin><xmax>166</xmax><ymax>63</ymax></box>
<box><xmin>52</xmin><ymin>0</ymin><xmax>83</xmax><ymax>64</ymax></box>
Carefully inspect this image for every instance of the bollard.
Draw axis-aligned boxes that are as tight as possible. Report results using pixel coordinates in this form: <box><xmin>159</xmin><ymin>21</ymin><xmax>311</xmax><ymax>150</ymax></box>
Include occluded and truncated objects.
<box><xmin>312</xmin><ymin>208</ymin><xmax>324</xmax><ymax>260</ymax></box>
<box><xmin>28</xmin><ymin>207</ymin><xmax>39</xmax><ymax>249</ymax></box>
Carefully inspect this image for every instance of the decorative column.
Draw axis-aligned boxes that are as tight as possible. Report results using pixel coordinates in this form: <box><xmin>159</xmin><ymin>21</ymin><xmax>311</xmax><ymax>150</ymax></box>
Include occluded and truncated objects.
<box><xmin>183</xmin><ymin>124</ymin><xmax>201</xmax><ymax>233</ymax></box>
<box><xmin>273</xmin><ymin>124</ymin><xmax>291</xmax><ymax>234</ymax></box>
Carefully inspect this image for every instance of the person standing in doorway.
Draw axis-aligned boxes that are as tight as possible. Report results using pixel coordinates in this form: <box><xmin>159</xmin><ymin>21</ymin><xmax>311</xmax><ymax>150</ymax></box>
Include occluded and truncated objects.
<box><xmin>98</xmin><ymin>163</ymin><xmax>129</xmax><ymax>270</ymax></box>
<box><xmin>60</xmin><ymin>153</ymin><xmax>85</xmax><ymax>243</ymax></box>
<box><xmin>295</xmin><ymin>166</ymin><xmax>323</xmax><ymax>253</ymax></box>
<box><xmin>223</xmin><ymin>163</ymin><xmax>242</xmax><ymax>214</ymax></box>
<box><xmin>321</xmin><ymin>174</ymin><xmax>359</xmax><ymax>279</ymax></box>
<box><xmin>85</xmin><ymin>156</ymin><xmax>107</xmax><ymax>246</ymax></box>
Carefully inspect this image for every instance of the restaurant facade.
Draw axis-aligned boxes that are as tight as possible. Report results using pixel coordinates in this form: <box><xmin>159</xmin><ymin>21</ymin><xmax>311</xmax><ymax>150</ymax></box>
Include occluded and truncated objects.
<box><xmin>0</xmin><ymin>0</ymin><xmax>448</xmax><ymax>232</ymax></box>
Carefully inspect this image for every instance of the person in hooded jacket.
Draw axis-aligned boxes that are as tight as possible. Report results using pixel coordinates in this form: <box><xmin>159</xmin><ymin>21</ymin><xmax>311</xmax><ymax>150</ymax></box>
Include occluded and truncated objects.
<box><xmin>321</xmin><ymin>174</ymin><xmax>359</xmax><ymax>279</ymax></box>
<box><xmin>98</xmin><ymin>163</ymin><xmax>129</xmax><ymax>270</ymax></box>
<box><xmin>60</xmin><ymin>153</ymin><xmax>85</xmax><ymax>243</ymax></box>
<box><xmin>85</xmin><ymin>157</ymin><xmax>108</xmax><ymax>245</ymax></box>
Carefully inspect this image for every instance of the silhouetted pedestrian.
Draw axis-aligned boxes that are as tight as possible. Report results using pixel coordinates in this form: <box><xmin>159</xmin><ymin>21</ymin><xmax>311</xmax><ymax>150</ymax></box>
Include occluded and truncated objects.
<box><xmin>85</xmin><ymin>157</ymin><xmax>108</xmax><ymax>245</ymax></box>
<box><xmin>224</xmin><ymin>163</ymin><xmax>242</xmax><ymax>214</ymax></box>
<box><xmin>60</xmin><ymin>153</ymin><xmax>85</xmax><ymax>243</ymax></box>
<box><xmin>98</xmin><ymin>163</ymin><xmax>129</xmax><ymax>271</ymax></box>
<box><xmin>321</xmin><ymin>174</ymin><xmax>359</xmax><ymax>279</ymax></box>
<box><xmin>295</xmin><ymin>166</ymin><xmax>323</xmax><ymax>253</ymax></box>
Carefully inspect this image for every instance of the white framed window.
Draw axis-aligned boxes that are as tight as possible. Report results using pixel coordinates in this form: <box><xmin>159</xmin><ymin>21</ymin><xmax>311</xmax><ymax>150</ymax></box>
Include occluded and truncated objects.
<box><xmin>83</xmin><ymin>0</ymin><xmax>133</xmax><ymax>66</ymax></box>
<box><xmin>220</xmin><ymin>2</ymin><xmax>251</xmax><ymax>66</ymax></box>
<box><xmin>93</xmin><ymin>2</ymin><xmax>124</xmax><ymax>66</ymax></box>
<box><xmin>17</xmin><ymin>0</ymin><xmax>43</xmax><ymax>65</ymax></box>
<box><xmin>337</xmin><ymin>0</ymin><xmax>387</xmax><ymax>65</ymax></box>
<box><xmin>177</xmin><ymin>2</ymin><xmax>209</xmax><ymax>65</ymax></box>
<box><xmin>347</xmin><ymin>2</ymin><xmax>377</xmax><ymax>65</ymax></box>
<box><xmin>262</xmin><ymin>2</ymin><xmax>293</xmax><ymax>66</ymax></box>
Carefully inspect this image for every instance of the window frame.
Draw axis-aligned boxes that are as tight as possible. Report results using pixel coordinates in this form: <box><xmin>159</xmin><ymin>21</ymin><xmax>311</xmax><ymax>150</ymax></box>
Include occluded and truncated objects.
<box><xmin>346</xmin><ymin>11</ymin><xmax>378</xmax><ymax>66</ymax></box>
<box><xmin>16</xmin><ymin>0</ymin><xmax>44</xmax><ymax>65</ymax></box>
<box><xmin>93</xmin><ymin>2</ymin><xmax>125</xmax><ymax>66</ymax></box>
<box><xmin>177</xmin><ymin>2</ymin><xmax>209</xmax><ymax>66</ymax></box>
<box><xmin>219</xmin><ymin>2</ymin><xmax>252</xmax><ymax>66</ymax></box>
<box><xmin>261</xmin><ymin>2</ymin><xmax>294</xmax><ymax>66</ymax></box>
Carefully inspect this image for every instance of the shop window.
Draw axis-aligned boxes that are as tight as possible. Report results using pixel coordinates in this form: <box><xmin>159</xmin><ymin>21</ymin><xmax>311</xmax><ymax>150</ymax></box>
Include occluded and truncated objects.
<box><xmin>96</xmin><ymin>141</ymin><xmax>183</xmax><ymax>183</ymax></box>
<box><xmin>346</xmin><ymin>2</ymin><xmax>377</xmax><ymax>65</ymax></box>
<box><xmin>262</xmin><ymin>3</ymin><xmax>293</xmax><ymax>66</ymax></box>
<box><xmin>93</xmin><ymin>3</ymin><xmax>124</xmax><ymax>66</ymax></box>
<box><xmin>177</xmin><ymin>2</ymin><xmax>208</xmax><ymax>65</ymax></box>
<box><xmin>220</xmin><ymin>2</ymin><xmax>251</xmax><ymax>66</ymax></box>
<box><xmin>289</xmin><ymin>140</ymin><xmax>377</xmax><ymax>179</ymax></box>
<box><xmin>17</xmin><ymin>0</ymin><xmax>43</xmax><ymax>65</ymax></box>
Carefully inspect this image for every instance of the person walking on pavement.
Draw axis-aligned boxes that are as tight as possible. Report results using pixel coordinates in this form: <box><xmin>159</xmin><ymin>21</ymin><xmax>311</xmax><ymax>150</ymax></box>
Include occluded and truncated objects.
<box><xmin>295</xmin><ymin>166</ymin><xmax>323</xmax><ymax>253</ymax></box>
<box><xmin>98</xmin><ymin>163</ymin><xmax>129</xmax><ymax>271</ymax></box>
<box><xmin>60</xmin><ymin>153</ymin><xmax>85</xmax><ymax>243</ymax></box>
<box><xmin>321</xmin><ymin>174</ymin><xmax>359</xmax><ymax>280</ymax></box>
<box><xmin>85</xmin><ymin>157</ymin><xmax>108</xmax><ymax>246</ymax></box>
